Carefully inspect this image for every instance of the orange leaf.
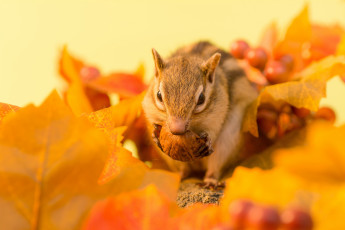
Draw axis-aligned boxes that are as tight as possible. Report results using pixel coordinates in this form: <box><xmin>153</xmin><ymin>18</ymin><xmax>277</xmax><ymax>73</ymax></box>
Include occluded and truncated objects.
<box><xmin>98</xmin><ymin>145</ymin><xmax>180</xmax><ymax>201</ymax></box>
<box><xmin>238</xmin><ymin>60</ymin><xmax>268</xmax><ymax>86</ymax></box>
<box><xmin>125</xmin><ymin>113</ymin><xmax>162</xmax><ymax>166</ymax></box>
<box><xmin>0</xmin><ymin>91</ymin><xmax>180</xmax><ymax>229</ymax></box>
<box><xmin>59</xmin><ymin>47</ymin><xmax>146</xmax><ymax>99</ymax></box>
<box><xmin>84</xmin><ymin>86</ymin><xmax>111</xmax><ymax>111</ymax></box>
<box><xmin>0</xmin><ymin>91</ymin><xmax>111</xmax><ymax>229</ymax></box>
<box><xmin>337</xmin><ymin>35</ymin><xmax>345</xmax><ymax>56</ymax></box>
<box><xmin>243</xmin><ymin>56</ymin><xmax>345</xmax><ymax>137</ymax></box>
<box><xmin>0</xmin><ymin>102</ymin><xmax>20</xmax><ymax>124</ymax></box>
<box><xmin>312</xmin><ymin>186</ymin><xmax>345</xmax><ymax>230</ymax></box>
<box><xmin>274</xmin><ymin>122</ymin><xmax>345</xmax><ymax>184</ymax></box>
<box><xmin>59</xmin><ymin>46</ymin><xmax>111</xmax><ymax>111</ymax></box>
<box><xmin>274</xmin><ymin>5</ymin><xmax>344</xmax><ymax>71</ymax></box>
<box><xmin>98</xmin><ymin>136</ymin><xmax>180</xmax><ymax>201</ymax></box>
<box><xmin>60</xmin><ymin>46</ymin><xmax>93</xmax><ymax>115</ymax></box>
<box><xmin>222</xmin><ymin>167</ymin><xmax>302</xmax><ymax>210</ymax></box>
<box><xmin>87</xmin><ymin>92</ymin><xmax>179</xmax><ymax>199</ymax></box>
<box><xmin>59</xmin><ymin>46</ymin><xmax>85</xmax><ymax>83</ymax></box>
<box><xmin>83</xmin><ymin>185</ymin><xmax>226</xmax><ymax>230</ymax></box>
<box><xmin>337</xmin><ymin>35</ymin><xmax>345</xmax><ymax>82</ymax></box>
<box><xmin>99</xmin><ymin>146</ymin><xmax>148</xmax><ymax>184</ymax></box>
<box><xmin>87</xmin><ymin>72</ymin><xmax>148</xmax><ymax>99</ymax></box>
<box><xmin>87</xmin><ymin>92</ymin><xmax>170</xmax><ymax>189</ymax></box>
<box><xmin>83</xmin><ymin>185</ymin><xmax>178</xmax><ymax>230</ymax></box>
<box><xmin>274</xmin><ymin>5</ymin><xmax>312</xmax><ymax>71</ymax></box>
<box><xmin>88</xmin><ymin>91</ymin><xmax>145</xmax><ymax>140</ymax></box>
<box><xmin>309</xmin><ymin>24</ymin><xmax>344</xmax><ymax>63</ymax></box>
<box><xmin>173</xmin><ymin>204</ymin><xmax>226</xmax><ymax>230</ymax></box>
<box><xmin>65</xmin><ymin>83</ymin><xmax>94</xmax><ymax>115</ymax></box>
<box><xmin>284</xmin><ymin>5</ymin><xmax>311</xmax><ymax>43</ymax></box>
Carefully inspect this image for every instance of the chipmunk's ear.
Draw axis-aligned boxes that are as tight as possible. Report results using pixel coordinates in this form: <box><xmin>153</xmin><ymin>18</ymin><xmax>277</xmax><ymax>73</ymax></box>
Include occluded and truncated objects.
<box><xmin>152</xmin><ymin>48</ymin><xmax>165</xmax><ymax>77</ymax></box>
<box><xmin>201</xmin><ymin>53</ymin><xmax>221</xmax><ymax>83</ymax></box>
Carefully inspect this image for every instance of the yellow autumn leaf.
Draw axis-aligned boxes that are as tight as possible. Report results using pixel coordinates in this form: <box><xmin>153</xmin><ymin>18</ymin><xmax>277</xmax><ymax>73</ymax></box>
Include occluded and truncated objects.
<box><xmin>60</xmin><ymin>46</ymin><xmax>93</xmax><ymax>115</ymax></box>
<box><xmin>0</xmin><ymin>91</ymin><xmax>180</xmax><ymax>230</ymax></box>
<box><xmin>0</xmin><ymin>102</ymin><xmax>20</xmax><ymax>124</ymax></box>
<box><xmin>88</xmin><ymin>91</ymin><xmax>145</xmax><ymax>133</ymax></box>
<box><xmin>337</xmin><ymin>35</ymin><xmax>345</xmax><ymax>55</ymax></box>
<box><xmin>0</xmin><ymin>91</ymin><xmax>111</xmax><ymax>229</ymax></box>
<box><xmin>87</xmin><ymin>92</ymin><xmax>155</xmax><ymax>187</ymax></box>
<box><xmin>312</xmin><ymin>185</ymin><xmax>345</xmax><ymax>230</ymax></box>
<box><xmin>283</xmin><ymin>5</ymin><xmax>311</xmax><ymax>43</ymax></box>
<box><xmin>243</xmin><ymin>55</ymin><xmax>345</xmax><ymax>137</ymax></box>
<box><xmin>83</xmin><ymin>184</ymin><xmax>179</xmax><ymax>230</ymax></box>
<box><xmin>274</xmin><ymin>4</ymin><xmax>312</xmax><ymax>71</ymax></box>
<box><xmin>274</xmin><ymin>122</ymin><xmax>345</xmax><ymax>184</ymax></box>
<box><xmin>221</xmin><ymin>167</ymin><xmax>304</xmax><ymax>210</ymax></box>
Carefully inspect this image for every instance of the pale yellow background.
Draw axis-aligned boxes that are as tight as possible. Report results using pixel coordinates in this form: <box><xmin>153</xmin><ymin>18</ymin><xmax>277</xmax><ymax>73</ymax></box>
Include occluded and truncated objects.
<box><xmin>0</xmin><ymin>0</ymin><xmax>344</xmax><ymax>123</ymax></box>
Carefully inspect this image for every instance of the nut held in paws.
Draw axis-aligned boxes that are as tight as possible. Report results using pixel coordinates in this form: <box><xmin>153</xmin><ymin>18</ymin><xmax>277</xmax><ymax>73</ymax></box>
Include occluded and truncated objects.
<box><xmin>157</xmin><ymin>124</ymin><xmax>213</xmax><ymax>162</ymax></box>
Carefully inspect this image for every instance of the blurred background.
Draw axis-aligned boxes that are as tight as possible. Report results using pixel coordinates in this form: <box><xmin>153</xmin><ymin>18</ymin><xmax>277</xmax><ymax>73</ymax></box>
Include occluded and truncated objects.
<box><xmin>0</xmin><ymin>0</ymin><xmax>344</xmax><ymax>123</ymax></box>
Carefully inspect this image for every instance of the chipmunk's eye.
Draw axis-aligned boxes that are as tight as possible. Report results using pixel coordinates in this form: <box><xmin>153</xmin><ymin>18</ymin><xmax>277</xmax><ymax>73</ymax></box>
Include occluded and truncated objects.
<box><xmin>197</xmin><ymin>92</ymin><xmax>205</xmax><ymax>105</ymax></box>
<box><xmin>157</xmin><ymin>90</ymin><xmax>163</xmax><ymax>102</ymax></box>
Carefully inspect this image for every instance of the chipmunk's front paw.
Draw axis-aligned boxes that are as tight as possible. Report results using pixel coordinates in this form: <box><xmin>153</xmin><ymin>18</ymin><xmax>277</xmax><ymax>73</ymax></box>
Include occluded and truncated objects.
<box><xmin>201</xmin><ymin>171</ymin><xmax>225</xmax><ymax>189</ymax></box>
<box><xmin>195</xmin><ymin>132</ymin><xmax>214</xmax><ymax>158</ymax></box>
<box><xmin>152</xmin><ymin>124</ymin><xmax>163</xmax><ymax>151</ymax></box>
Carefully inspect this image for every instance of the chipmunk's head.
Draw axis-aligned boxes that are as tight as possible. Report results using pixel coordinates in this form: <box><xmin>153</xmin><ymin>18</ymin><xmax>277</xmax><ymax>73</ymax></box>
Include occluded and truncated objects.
<box><xmin>150</xmin><ymin>48</ymin><xmax>221</xmax><ymax>135</ymax></box>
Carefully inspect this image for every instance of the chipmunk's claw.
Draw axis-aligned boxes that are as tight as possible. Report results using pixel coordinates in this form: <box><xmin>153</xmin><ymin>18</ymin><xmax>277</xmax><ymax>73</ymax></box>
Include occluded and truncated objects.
<box><xmin>195</xmin><ymin>144</ymin><xmax>209</xmax><ymax>158</ymax></box>
<box><xmin>198</xmin><ymin>180</ymin><xmax>225</xmax><ymax>190</ymax></box>
<box><xmin>199</xmin><ymin>173</ymin><xmax>225</xmax><ymax>190</ymax></box>
<box><xmin>196</xmin><ymin>132</ymin><xmax>213</xmax><ymax>158</ymax></box>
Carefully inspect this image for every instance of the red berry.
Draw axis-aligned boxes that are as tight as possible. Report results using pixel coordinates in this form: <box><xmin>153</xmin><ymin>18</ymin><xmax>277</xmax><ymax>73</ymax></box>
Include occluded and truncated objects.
<box><xmin>80</xmin><ymin>66</ymin><xmax>100</xmax><ymax>82</ymax></box>
<box><xmin>264</xmin><ymin>61</ymin><xmax>290</xmax><ymax>84</ymax></box>
<box><xmin>315</xmin><ymin>107</ymin><xmax>336</xmax><ymax>123</ymax></box>
<box><xmin>257</xmin><ymin>108</ymin><xmax>278</xmax><ymax>139</ymax></box>
<box><xmin>258</xmin><ymin>119</ymin><xmax>278</xmax><ymax>140</ymax></box>
<box><xmin>277</xmin><ymin>113</ymin><xmax>291</xmax><ymax>137</ymax></box>
<box><xmin>277</xmin><ymin>54</ymin><xmax>294</xmax><ymax>71</ymax></box>
<box><xmin>245</xmin><ymin>47</ymin><xmax>268</xmax><ymax>70</ymax></box>
<box><xmin>229</xmin><ymin>200</ymin><xmax>254</xmax><ymax>229</ymax></box>
<box><xmin>289</xmin><ymin>114</ymin><xmax>304</xmax><ymax>131</ymax></box>
<box><xmin>281</xmin><ymin>209</ymin><xmax>313</xmax><ymax>230</ymax></box>
<box><xmin>231</xmin><ymin>40</ymin><xmax>250</xmax><ymax>59</ymax></box>
<box><xmin>281</xmin><ymin>104</ymin><xmax>292</xmax><ymax>114</ymax></box>
<box><xmin>292</xmin><ymin>107</ymin><xmax>310</xmax><ymax>119</ymax></box>
<box><xmin>246</xmin><ymin>205</ymin><xmax>281</xmax><ymax>230</ymax></box>
<box><xmin>257</xmin><ymin>106</ymin><xmax>279</xmax><ymax>139</ymax></box>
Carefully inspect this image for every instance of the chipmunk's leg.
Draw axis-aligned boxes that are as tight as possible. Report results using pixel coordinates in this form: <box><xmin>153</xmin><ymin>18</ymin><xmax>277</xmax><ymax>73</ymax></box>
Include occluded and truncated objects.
<box><xmin>203</xmin><ymin>138</ymin><xmax>241</xmax><ymax>188</ymax></box>
<box><xmin>203</xmin><ymin>106</ymin><xmax>244</xmax><ymax>188</ymax></box>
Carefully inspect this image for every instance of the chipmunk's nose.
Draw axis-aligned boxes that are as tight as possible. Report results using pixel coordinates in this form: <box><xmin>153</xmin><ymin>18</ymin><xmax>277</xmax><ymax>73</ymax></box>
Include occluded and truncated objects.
<box><xmin>168</xmin><ymin>117</ymin><xmax>188</xmax><ymax>135</ymax></box>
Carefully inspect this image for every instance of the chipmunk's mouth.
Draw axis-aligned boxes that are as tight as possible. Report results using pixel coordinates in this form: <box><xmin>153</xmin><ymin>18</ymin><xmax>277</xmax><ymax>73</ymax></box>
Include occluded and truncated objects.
<box><xmin>152</xmin><ymin>123</ymin><xmax>213</xmax><ymax>162</ymax></box>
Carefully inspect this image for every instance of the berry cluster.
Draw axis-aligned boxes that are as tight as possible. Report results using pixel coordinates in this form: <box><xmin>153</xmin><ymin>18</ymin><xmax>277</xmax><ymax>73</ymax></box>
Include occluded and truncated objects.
<box><xmin>230</xmin><ymin>40</ymin><xmax>336</xmax><ymax>140</ymax></box>
<box><xmin>228</xmin><ymin>199</ymin><xmax>313</xmax><ymax>230</ymax></box>
<box><xmin>231</xmin><ymin>40</ymin><xmax>294</xmax><ymax>84</ymax></box>
<box><xmin>257</xmin><ymin>103</ymin><xmax>335</xmax><ymax>140</ymax></box>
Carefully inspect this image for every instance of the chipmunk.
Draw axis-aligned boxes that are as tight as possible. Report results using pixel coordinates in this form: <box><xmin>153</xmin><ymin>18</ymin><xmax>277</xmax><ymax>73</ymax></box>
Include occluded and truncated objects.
<box><xmin>142</xmin><ymin>41</ymin><xmax>258</xmax><ymax>186</ymax></box>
